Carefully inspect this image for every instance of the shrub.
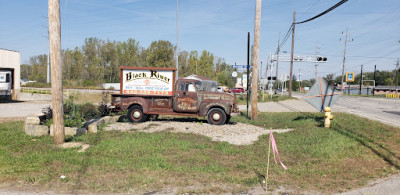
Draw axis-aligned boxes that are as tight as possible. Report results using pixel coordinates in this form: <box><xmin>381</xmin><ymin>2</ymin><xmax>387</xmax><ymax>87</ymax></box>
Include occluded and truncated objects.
<box><xmin>79</xmin><ymin>102</ymin><xmax>100</xmax><ymax>120</ymax></box>
<box><xmin>64</xmin><ymin>118</ymin><xmax>84</xmax><ymax>127</ymax></box>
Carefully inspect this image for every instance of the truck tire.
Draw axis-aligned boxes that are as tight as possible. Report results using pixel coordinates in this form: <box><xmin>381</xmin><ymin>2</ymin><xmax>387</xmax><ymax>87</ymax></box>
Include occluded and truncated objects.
<box><xmin>128</xmin><ymin>105</ymin><xmax>148</xmax><ymax>123</ymax></box>
<box><xmin>207</xmin><ymin>108</ymin><xmax>227</xmax><ymax>125</ymax></box>
<box><xmin>226</xmin><ymin>115</ymin><xmax>231</xmax><ymax>124</ymax></box>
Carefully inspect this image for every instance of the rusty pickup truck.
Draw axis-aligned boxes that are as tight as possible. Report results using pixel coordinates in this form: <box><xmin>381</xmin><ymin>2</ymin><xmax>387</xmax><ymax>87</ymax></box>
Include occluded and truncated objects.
<box><xmin>111</xmin><ymin>67</ymin><xmax>239</xmax><ymax>125</ymax></box>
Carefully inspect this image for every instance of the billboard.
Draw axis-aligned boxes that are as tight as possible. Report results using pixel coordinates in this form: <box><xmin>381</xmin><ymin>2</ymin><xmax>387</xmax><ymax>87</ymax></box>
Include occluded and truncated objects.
<box><xmin>122</xmin><ymin>68</ymin><xmax>174</xmax><ymax>96</ymax></box>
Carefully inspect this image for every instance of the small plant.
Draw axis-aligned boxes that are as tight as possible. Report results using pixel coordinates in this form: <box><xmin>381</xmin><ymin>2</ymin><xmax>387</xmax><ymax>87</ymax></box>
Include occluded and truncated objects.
<box><xmin>42</xmin><ymin>106</ymin><xmax>53</xmax><ymax>120</ymax></box>
<box><xmin>80</xmin><ymin>103</ymin><xmax>100</xmax><ymax>120</ymax></box>
<box><xmin>64</xmin><ymin>118</ymin><xmax>84</xmax><ymax>127</ymax></box>
<box><xmin>98</xmin><ymin>92</ymin><xmax>110</xmax><ymax>117</ymax></box>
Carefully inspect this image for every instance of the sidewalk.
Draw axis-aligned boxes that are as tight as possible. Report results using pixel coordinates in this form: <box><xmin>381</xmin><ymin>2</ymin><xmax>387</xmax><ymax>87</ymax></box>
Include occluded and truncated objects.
<box><xmin>238</xmin><ymin>98</ymin><xmax>319</xmax><ymax>112</ymax></box>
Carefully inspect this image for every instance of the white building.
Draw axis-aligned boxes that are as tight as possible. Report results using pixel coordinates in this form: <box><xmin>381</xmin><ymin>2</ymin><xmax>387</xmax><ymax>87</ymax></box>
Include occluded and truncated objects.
<box><xmin>0</xmin><ymin>49</ymin><xmax>20</xmax><ymax>100</ymax></box>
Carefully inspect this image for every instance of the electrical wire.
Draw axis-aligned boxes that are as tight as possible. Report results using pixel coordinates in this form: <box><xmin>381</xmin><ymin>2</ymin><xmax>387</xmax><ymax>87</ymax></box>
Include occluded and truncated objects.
<box><xmin>295</xmin><ymin>0</ymin><xmax>350</xmax><ymax>24</ymax></box>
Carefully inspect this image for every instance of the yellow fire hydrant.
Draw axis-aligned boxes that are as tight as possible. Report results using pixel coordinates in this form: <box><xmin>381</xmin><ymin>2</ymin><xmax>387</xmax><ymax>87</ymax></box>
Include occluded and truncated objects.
<box><xmin>324</xmin><ymin>107</ymin><xmax>334</xmax><ymax>128</ymax></box>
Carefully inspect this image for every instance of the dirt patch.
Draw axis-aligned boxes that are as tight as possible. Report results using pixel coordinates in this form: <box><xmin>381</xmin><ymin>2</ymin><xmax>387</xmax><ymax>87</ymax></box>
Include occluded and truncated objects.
<box><xmin>104</xmin><ymin>121</ymin><xmax>293</xmax><ymax>145</ymax></box>
<box><xmin>59</xmin><ymin>142</ymin><xmax>90</xmax><ymax>153</ymax></box>
<box><xmin>0</xmin><ymin>117</ymin><xmax>25</xmax><ymax>123</ymax></box>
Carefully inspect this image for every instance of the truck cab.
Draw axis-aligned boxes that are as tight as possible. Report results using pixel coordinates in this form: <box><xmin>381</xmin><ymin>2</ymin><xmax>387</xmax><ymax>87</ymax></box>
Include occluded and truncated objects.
<box><xmin>111</xmin><ymin>67</ymin><xmax>238</xmax><ymax>125</ymax></box>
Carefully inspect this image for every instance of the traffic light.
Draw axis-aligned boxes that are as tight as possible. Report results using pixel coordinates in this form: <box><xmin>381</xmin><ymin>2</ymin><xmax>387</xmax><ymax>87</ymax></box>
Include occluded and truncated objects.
<box><xmin>317</xmin><ymin>56</ymin><xmax>327</xmax><ymax>61</ymax></box>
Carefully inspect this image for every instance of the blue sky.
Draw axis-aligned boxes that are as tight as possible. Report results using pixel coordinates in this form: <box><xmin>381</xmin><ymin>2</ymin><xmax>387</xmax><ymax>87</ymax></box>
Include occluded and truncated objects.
<box><xmin>1</xmin><ymin>0</ymin><xmax>399</xmax><ymax>80</ymax></box>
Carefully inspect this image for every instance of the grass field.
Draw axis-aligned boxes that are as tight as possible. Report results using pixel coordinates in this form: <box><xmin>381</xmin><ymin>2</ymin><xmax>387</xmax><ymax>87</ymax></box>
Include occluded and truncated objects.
<box><xmin>1</xmin><ymin>112</ymin><xmax>399</xmax><ymax>193</ymax></box>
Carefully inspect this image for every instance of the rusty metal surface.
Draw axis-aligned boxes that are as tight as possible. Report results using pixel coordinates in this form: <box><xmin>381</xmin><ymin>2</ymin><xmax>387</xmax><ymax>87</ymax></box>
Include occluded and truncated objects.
<box><xmin>112</xmin><ymin>77</ymin><xmax>238</xmax><ymax>118</ymax></box>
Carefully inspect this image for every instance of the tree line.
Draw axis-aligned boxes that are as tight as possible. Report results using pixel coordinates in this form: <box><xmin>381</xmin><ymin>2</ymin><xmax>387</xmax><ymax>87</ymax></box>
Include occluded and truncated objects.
<box><xmin>323</xmin><ymin>69</ymin><xmax>400</xmax><ymax>86</ymax></box>
<box><xmin>21</xmin><ymin>37</ymin><xmax>236</xmax><ymax>88</ymax></box>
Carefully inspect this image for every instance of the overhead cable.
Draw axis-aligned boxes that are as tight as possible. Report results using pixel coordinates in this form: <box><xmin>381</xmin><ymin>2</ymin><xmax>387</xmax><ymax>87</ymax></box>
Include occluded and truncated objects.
<box><xmin>295</xmin><ymin>0</ymin><xmax>349</xmax><ymax>24</ymax></box>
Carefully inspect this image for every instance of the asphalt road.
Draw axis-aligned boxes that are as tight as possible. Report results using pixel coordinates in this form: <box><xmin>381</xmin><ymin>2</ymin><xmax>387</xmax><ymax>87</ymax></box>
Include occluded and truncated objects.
<box><xmin>331</xmin><ymin>95</ymin><xmax>400</xmax><ymax>128</ymax></box>
<box><xmin>0</xmin><ymin>100</ymin><xmax>51</xmax><ymax>122</ymax></box>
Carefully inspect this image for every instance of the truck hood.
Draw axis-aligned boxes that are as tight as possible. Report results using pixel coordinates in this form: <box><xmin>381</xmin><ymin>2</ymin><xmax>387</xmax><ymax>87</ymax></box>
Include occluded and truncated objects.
<box><xmin>199</xmin><ymin>91</ymin><xmax>235</xmax><ymax>102</ymax></box>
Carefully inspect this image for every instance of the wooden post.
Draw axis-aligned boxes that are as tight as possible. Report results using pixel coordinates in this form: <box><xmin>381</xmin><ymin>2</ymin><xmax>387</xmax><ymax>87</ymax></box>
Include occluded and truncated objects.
<box><xmin>288</xmin><ymin>11</ymin><xmax>296</xmax><ymax>97</ymax></box>
<box><xmin>251</xmin><ymin>0</ymin><xmax>262</xmax><ymax>119</ymax></box>
<box><xmin>48</xmin><ymin>0</ymin><xmax>64</xmax><ymax>145</ymax></box>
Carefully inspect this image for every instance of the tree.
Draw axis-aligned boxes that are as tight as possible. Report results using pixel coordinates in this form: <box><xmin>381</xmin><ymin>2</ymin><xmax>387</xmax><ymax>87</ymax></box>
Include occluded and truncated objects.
<box><xmin>145</xmin><ymin>40</ymin><xmax>174</xmax><ymax>68</ymax></box>
<box><xmin>29</xmin><ymin>54</ymin><xmax>48</xmax><ymax>82</ymax></box>
<box><xmin>324</xmin><ymin>74</ymin><xmax>334</xmax><ymax>85</ymax></box>
<box><xmin>20</xmin><ymin>64</ymin><xmax>32</xmax><ymax>80</ymax></box>
<box><xmin>198</xmin><ymin>50</ymin><xmax>215</xmax><ymax>79</ymax></box>
<box><xmin>187</xmin><ymin>51</ymin><xmax>199</xmax><ymax>75</ymax></box>
<box><xmin>178</xmin><ymin>51</ymin><xmax>189</xmax><ymax>77</ymax></box>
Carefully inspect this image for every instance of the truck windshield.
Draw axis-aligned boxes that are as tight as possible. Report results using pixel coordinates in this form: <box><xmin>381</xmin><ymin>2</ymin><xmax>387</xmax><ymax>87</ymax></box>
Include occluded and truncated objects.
<box><xmin>195</xmin><ymin>81</ymin><xmax>218</xmax><ymax>92</ymax></box>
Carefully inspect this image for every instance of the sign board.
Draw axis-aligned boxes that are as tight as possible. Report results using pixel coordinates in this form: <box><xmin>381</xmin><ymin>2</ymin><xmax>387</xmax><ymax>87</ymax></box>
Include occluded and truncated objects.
<box><xmin>122</xmin><ymin>68</ymin><xmax>174</xmax><ymax>96</ymax></box>
<box><xmin>346</xmin><ymin>72</ymin><xmax>355</xmax><ymax>82</ymax></box>
<box><xmin>242</xmin><ymin>74</ymin><xmax>247</xmax><ymax>89</ymax></box>
<box><xmin>280</xmin><ymin>73</ymin><xmax>287</xmax><ymax>82</ymax></box>
<box><xmin>232</xmin><ymin>65</ymin><xmax>252</xmax><ymax>69</ymax></box>
<box><xmin>303</xmin><ymin>77</ymin><xmax>342</xmax><ymax>113</ymax></box>
<box><xmin>232</xmin><ymin>71</ymin><xmax>238</xmax><ymax>78</ymax></box>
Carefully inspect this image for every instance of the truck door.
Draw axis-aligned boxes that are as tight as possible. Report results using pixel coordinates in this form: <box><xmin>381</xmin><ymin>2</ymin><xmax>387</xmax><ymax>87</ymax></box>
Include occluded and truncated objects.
<box><xmin>173</xmin><ymin>81</ymin><xmax>198</xmax><ymax>113</ymax></box>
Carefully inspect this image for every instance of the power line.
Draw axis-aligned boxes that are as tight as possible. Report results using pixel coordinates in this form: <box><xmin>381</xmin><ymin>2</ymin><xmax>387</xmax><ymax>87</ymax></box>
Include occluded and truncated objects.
<box><xmin>295</xmin><ymin>0</ymin><xmax>350</xmax><ymax>24</ymax></box>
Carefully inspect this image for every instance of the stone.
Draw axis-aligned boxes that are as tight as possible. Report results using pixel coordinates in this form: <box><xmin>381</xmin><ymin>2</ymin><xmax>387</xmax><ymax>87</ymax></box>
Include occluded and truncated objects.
<box><xmin>50</xmin><ymin>125</ymin><xmax>87</xmax><ymax>136</ymax></box>
<box><xmin>88</xmin><ymin>123</ymin><xmax>97</xmax><ymax>133</ymax></box>
<box><xmin>25</xmin><ymin>116</ymin><xmax>40</xmax><ymax>125</ymax></box>
<box><xmin>65</xmin><ymin>127</ymin><xmax>78</xmax><ymax>136</ymax></box>
<box><xmin>24</xmin><ymin>124</ymin><xmax>49</xmax><ymax>136</ymax></box>
<box><xmin>102</xmin><ymin>116</ymin><xmax>116</xmax><ymax>124</ymax></box>
<box><xmin>77</xmin><ymin>128</ymin><xmax>87</xmax><ymax>136</ymax></box>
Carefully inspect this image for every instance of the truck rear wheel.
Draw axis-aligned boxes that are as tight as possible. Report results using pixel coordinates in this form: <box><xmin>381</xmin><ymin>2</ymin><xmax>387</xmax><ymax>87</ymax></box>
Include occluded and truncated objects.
<box><xmin>128</xmin><ymin>105</ymin><xmax>148</xmax><ymax>123</ymax></box>
<box><xmin>207</xmin><ymin>108</ymin><xmax>226</xmax><ymax>125</ymax></box>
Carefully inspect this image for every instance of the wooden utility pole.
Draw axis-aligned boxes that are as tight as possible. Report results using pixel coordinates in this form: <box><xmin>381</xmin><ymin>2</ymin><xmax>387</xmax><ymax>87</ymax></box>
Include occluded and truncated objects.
<box><xmin>288</xmin><ymin>11</ymin><xmax>296</xmax><ymax>97</ymax></box>
<box><xmin>341</xmin><ymin>27</ymin><xmax>349</xmax><ymax>91</ymax></box>
<box><xmin>359</xmin><ymin>65</ymin><xmax>363</xmax><ymax>95</ymax></box>
<box><xmin>275</xmin><ymin>34</ymin><xmax>280</xmax><ymax>87</ymax></box>
<box><xmin>251</xmin><ymin>0</ymin><xmax>262</xmax><ymax>119</ymax></box>
<box><xmin>48</xmin><ymin>0</ymin><xmax>64</xmax><ymax>145</ymax></box>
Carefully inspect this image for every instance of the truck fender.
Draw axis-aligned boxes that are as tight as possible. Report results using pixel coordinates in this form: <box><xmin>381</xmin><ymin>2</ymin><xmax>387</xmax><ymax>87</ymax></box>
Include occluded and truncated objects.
<box><xmin>199</xmin><ymin>102</ymin><xmax>229</xmax><ymax>117</ymax></box>
<box><xmin>123</xmin><ymin>97</ymin><xmax>149</xmax><ymax>113</ymax></box>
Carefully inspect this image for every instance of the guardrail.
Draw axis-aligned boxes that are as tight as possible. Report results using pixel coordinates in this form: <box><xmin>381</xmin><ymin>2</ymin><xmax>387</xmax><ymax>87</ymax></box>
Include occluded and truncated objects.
<box><xmin>386</xmin><ymin>94</ymin><xmax>400</xmax><ymax>99</ymax></box>
<box><xmin>20</xmin><ymin>88</ymin><xmax>51</xmax><ymax>95</ymax></box>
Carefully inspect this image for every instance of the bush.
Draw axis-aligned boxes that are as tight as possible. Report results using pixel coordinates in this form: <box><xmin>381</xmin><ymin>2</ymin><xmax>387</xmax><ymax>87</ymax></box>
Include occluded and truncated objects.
<box><xmin>64</xmin><ymin>118</ymin><xmax>84</xmax><ymax>127</ymax></box>
<box><xmin>79</xmin><ymin>102</ymin><xmax>100</xmax><ymax>120</ymax></box>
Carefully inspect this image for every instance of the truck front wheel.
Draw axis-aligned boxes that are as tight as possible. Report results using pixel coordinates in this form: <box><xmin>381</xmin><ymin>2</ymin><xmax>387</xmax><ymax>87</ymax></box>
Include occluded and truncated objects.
<box><xmin>128</xmin><ymin>105</ymin><xmax>148</xmax><ymax>123</ymax></box>
<box><xmin>207</xmin><ymin>108</ymin><xmax>227</xmax><ymax>125</ymax></box>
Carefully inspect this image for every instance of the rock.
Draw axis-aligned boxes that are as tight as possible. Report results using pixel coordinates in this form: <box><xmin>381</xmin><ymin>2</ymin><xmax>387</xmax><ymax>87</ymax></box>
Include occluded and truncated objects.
<box><xmin>50</xmin><ymin>125</ymin><xmax>87</xmax><ymax>136</ymax></box>
<box><xmin>102</xmin><ymin>116</ymin><xmax>116</xmax><ymax>124</ymax></box>
<box><xmin>77</xmin><ymin>128</ymin><xmax>87</xmax><ymax>136</ymax></box>
<box><xmin>88</xmin><ymin>123</ymin><xmax>97</xmax><ymax>133</ymax></box>
<box><xmin>65</xmin><ymin>127</ymin><xmax>78</xmax><ymax>136</ymax></box>
<box><xmin>24</xmin><ymin>124</ymin><xmax>49</xmax><ymax>136</ymax></box>
<box><xmin>25</xmin><ymin>116</ymin><xmax>41</xmax><ymax>125</ymax></box>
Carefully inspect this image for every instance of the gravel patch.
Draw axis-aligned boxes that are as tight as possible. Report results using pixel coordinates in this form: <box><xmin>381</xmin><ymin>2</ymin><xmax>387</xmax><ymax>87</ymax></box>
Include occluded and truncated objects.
<box><xmin>104</xmin><ymin>121</ymin><xmax>292</xmax><ymax>145</ymax></box>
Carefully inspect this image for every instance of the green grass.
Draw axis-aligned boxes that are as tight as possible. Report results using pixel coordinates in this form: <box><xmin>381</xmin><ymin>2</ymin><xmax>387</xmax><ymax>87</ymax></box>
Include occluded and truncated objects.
<box><xmin>1</xmin><ymin>113</ymin><xmax>400</xmax><ymax>193</ymax></box>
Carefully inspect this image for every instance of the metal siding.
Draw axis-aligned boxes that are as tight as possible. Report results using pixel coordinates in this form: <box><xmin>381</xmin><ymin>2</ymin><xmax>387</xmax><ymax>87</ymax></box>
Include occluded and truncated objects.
<box><xmin>0</xmin><ymin>49</ymin><xmax>21</xmax><ymax>90</ymax></box>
